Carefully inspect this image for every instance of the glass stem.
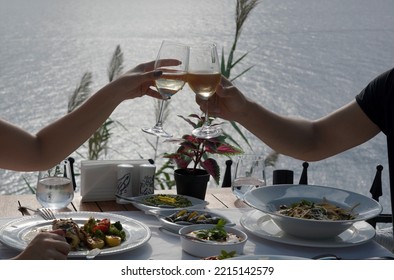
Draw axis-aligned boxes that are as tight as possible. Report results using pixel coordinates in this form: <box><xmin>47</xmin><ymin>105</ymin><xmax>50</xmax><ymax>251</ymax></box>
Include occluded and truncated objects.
<box><xmin>203</xmin><ymin>100</ymin><xmax>210</xmax><ymax>128</ymax></box>
<box><xmin>155</xmin><ymin>99</ymin><xmax>166</xmax><ymax>127</ymax></box>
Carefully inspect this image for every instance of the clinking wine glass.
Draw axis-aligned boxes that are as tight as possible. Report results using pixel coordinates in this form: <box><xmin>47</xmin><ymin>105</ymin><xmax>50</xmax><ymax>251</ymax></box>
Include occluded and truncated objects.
<box><xmin>142</xmin><ymin>40</ymin><xmax>189</xmax><ymax>138</ymax></box>
<box><xmin>188</xmin><ymin>43</ymin><xmax>222</xmax><ymax>139</ymax></box>
<box><xmin>232</xmin><ymin>154</ymin><xmax>266</xmax><ymax>200</ymax></box>
<box><xmin>36</xmin><ymin>159</ymin><xmax>74</xmax><ymax>210</ymax></box>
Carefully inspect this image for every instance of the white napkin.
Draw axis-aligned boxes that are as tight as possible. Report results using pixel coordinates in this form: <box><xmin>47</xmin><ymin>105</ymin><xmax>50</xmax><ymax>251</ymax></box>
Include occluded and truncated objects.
<box><xmin>80</xmin><ymin>159</ymin><xmax>151</xmax><ymax>202</ymax></box>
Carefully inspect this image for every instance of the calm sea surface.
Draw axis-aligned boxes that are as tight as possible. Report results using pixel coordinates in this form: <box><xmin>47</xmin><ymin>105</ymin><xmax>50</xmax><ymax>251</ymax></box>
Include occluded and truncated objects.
<box><xmin>1</xmin><ymin>0</ymin><xmax>394</xmax><ymax>212</ymax></box>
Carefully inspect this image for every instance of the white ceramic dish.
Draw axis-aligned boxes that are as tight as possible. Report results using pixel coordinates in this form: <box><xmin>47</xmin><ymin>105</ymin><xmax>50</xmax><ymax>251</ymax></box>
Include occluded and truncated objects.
<box><xmin>150</xmin><ymin>209</ymin><xmax>235</xmax><ymax>232</ymax></box>
<box><xmin>117</xmin><ymin>194</ymin><xmax>208</xmax><ymax>213</ymax></box>
<box><xmin>179</xmin><ymin>224</ymin><xmax>248</xmax><ymax>258</ymax></box>
<box><xmin>230</xmin><ymin>254</ymin><xmax>309</xmax><ymax>260</ymax></box>
<box><xmin>241</xmin><ymin>209</ymin><xmax>376</xmax><ymax>248</ymax></box>
<box><xmin>243</xmin><ymin>184</ymin><xmax>382</xmax><ymax>239</ymax></box>
<box><xmin>0</xmin><ymin>212</ymin><xmax>151</xmax><ymax>258</ymax></box>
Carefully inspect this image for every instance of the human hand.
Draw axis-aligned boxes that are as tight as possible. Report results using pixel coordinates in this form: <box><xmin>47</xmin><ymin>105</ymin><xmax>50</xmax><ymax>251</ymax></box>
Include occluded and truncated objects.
<box><xmin>195</xmin><ymin>76</ymin><xmax>249</xmax><ymax>121</ymax></box>
<box><xmin>112</xmin><ymin>59</ymin><xmax>181</xmax><ymax>101</ymax></box>
<box><xmin>13</xmin><ymin>229</ymin><xmax>70</xmax><ymax>260</ymax></box>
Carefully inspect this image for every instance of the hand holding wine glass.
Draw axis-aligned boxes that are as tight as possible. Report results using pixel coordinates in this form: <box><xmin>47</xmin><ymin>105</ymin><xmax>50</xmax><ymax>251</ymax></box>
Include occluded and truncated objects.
<box><xmin>142</xmin><ymin>40</ymin><xmax>189</xmax><ymax>138</ymax></box>
<box><xmin>188</xmin><ymin>43</ymin><xmax>222</xmax><ymax>139</ymax></box>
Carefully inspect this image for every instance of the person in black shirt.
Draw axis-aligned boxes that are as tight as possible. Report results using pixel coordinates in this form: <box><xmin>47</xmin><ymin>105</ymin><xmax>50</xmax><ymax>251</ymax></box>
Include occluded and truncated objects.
<box><xmin>196</xmin><ymin>68</ymin><xmax>394</xmax><ymax>249</ymax></box>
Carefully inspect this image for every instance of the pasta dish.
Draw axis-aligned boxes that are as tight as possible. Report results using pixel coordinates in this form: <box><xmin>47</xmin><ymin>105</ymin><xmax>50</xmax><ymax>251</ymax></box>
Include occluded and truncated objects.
<box><xmin>276</xmin><ymin>199</ymin><xmax>359</xmax><ymax>221</ymax></box>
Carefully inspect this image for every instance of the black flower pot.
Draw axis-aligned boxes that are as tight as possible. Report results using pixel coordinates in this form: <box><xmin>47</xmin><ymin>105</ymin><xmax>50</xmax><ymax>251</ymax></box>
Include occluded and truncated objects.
<box><xmin>174</xmin><ymin>168</ymin><xmax>210</xmax><ymax>200</ymax></box>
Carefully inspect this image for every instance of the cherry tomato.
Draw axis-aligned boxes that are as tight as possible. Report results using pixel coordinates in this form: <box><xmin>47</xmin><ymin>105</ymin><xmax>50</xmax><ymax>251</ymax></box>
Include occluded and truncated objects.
<box><xmin>92</xmin><ymin>218</ymin><xmax>110</xmax><ymax>233</ymax></box>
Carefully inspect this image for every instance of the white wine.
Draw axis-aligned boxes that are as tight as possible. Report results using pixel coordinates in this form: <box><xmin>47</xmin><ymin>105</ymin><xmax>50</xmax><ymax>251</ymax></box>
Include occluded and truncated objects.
<box><xmin>187</xmin><ymin>72</ymin><xmax>221</xmax><ymax>99</ymax></box>
<box><xmin>156</xmin><ymin>72</ymin><xmax>187</xmax><ymax>99</ymax></box>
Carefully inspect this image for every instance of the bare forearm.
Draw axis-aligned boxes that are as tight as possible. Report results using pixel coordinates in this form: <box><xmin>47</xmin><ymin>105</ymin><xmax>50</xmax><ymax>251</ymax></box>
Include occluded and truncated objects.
<box><xmin>35</xmin><ymin>84</ymin><xmax>122</xmax><ymax>169</ymax></box>
<box><xmin>234</xmin><ymin>100</ymin><xmax>321</xmax><ymax>161</ymax></box>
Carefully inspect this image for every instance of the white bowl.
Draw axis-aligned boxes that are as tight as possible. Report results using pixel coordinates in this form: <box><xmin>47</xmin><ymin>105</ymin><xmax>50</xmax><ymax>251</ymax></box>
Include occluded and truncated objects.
<box><xmin>179</xmin><ymin>224</ymin><xmax>248</xmax><ymax>258</ymax></box>
<box><xmin>243</xmin><ymin>184</ymin><xmax>382</xmax><ymax>239</ymax></box>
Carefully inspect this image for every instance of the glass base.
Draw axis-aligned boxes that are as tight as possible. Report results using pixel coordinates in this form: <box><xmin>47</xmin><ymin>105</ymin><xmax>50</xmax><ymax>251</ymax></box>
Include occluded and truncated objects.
<box><xmin>192</xmin><ymin>126</ymin><xmax>222</xmax><ymax>139</ymax></box>
<box><xmin>232</xmin><ymin>185</ymin><xmax>255</xmax><ymax>201</ymax></box>
<box><xmin>141</xmin><ymin>126</ymin><xmax>172</xmax><ymax>138</ymax></box>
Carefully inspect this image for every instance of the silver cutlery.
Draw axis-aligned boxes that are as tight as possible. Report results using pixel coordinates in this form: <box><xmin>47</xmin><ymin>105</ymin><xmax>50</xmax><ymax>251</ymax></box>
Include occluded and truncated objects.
<box><xmin>18</xmin><ymin>205</ymin><xmax>56</xmax><ymax>220</ymax></box>
<box><xmin>86</xmin><ymin>248</ymin><xmax>101</xmax><ymax>260</ymax></box>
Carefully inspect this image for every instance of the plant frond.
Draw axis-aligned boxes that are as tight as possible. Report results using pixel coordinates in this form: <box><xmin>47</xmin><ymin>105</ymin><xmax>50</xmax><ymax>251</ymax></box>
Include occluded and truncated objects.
<box><xmin>230</xmin><ymin>66</ymin><xmax>255</xmax><ymax>82</ymax></box>
<box><xmin>107</xmin><ymin>45</ymin><xmax>124</xmax><ymax>82</ymax></box>
<box><xmin>265</xmin><ymin>150</ymin><xmax>280</xmax><ymax>167</ymax></box>
<box><xmin>229</xmin><ymin>121</ymin><xmax>253</xmax><ymax>151</ymax></box>
<box><xmin>68</xmin><ymin>72</ymin><xmax>92</xmax><ymax>113</ymax></box>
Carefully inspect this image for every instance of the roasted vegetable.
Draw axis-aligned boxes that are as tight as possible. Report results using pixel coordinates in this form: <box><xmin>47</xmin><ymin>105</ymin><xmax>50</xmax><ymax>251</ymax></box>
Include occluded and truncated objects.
<box><xmin>105</xmin><ymin>235</ymin><xmax>122</xmax><ymax>247</ymax></box>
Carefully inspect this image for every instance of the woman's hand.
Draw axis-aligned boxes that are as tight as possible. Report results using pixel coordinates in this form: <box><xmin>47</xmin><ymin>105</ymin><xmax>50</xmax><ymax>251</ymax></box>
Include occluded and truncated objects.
<box><xmin>112</xmin><ymin>59</ymin><xmax>181</xmax><ymax>101</ymax></box>
<box><xmin>13</xmin><ymin>229</ymin><xmax>70</xmax><ymax>260</ymax></box>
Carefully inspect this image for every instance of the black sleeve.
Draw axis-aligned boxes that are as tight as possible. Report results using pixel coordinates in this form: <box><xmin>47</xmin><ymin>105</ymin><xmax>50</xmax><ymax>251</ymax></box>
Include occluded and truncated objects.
<box><xmin>355</xmin><ymin>68</ymin><xmax>394</xmax><ymax>135</ymax></box>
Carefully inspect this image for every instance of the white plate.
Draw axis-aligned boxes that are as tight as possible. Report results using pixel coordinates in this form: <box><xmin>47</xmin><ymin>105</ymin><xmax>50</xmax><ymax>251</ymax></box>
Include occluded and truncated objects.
<box><xmin>150</xmin><ymin>209</ymin><xmax>235</xmax><ymax>232</ymax></box>
<box><xmin>230</xmin><ymin>254</ymin><xmax>309</xmax><ymax>260</ymax></box>
<box><xmin>118</xmin><ymin>194</ymin><xmax>208</xmax><ymax>214</ymax></box>
<box><xmin>240</xmin><ymin>209</ymin><xmax>375</xmax><ymax>248</ymax></box>
<box><xmin>0</xmin><ymin>212</ymin><xmax>151</xmax><ymax>258</ymax></box>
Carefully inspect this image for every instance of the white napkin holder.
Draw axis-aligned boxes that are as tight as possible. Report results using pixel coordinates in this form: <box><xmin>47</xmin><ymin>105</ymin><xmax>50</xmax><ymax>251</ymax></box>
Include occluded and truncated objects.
<box><xmin>80</xmin><ymin>159</ymin><xmax>152</xmax><ymax>202</ymax></box>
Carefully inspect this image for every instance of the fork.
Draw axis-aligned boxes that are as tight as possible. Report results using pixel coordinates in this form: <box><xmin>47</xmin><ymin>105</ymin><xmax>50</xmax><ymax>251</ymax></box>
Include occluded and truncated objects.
<box><xmin>18</xmin><ymin>205</ymin><xmax>56</xmax><ymax>220</ymax></box>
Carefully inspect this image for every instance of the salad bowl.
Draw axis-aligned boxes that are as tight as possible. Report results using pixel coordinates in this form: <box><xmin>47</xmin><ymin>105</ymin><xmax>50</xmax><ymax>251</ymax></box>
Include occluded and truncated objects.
<box><xmin>179</xmin><ymin>223</ymin><xmax>247</xmax><ymax>258</ymax></box>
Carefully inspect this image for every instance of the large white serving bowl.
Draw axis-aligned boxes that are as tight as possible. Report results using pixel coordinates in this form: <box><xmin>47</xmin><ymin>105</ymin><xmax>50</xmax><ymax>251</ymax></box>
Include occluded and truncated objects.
<box><xmin>243</xmin><ymin>184</ymin><xmax>382</xmax><ymax>239</ymax></box>
<box><xmin>179</xmin><ymin>224</ymin><xmax>248</xmax><ymax>258</ymax></box>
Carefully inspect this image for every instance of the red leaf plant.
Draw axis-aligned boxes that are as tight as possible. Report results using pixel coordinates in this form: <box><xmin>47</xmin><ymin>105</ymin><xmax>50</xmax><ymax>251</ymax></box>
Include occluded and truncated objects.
<box><xmin>164</xmin><ymin>114</ymin><xmax>243</xmax><ymax>184</ymax></box>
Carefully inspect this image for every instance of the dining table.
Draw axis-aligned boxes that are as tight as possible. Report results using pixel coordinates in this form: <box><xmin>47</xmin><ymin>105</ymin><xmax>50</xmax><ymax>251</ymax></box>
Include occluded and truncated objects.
<box><xmin>0</xmin><ymin>187</ymin><xmax>393</xmax><ymax>260</ymax></box>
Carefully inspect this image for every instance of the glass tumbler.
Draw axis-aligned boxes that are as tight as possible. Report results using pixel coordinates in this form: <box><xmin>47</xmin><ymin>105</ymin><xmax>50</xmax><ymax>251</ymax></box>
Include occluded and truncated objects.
<box><xmin>36</xmin><ymin>159</ymin><xmax>74</xmax><ymax>210</ymax></box>
<box><xmin>232</xmin><ymin>154</ymin><xmax>266</xmax><ymax>200</ymax></box>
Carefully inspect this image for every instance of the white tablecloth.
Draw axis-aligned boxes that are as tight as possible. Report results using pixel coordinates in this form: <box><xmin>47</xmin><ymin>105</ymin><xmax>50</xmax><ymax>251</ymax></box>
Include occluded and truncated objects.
<box><xmin>1</xmin><ymin>209</ymin><xmax>393</xmax><ymax>260</ymax></box>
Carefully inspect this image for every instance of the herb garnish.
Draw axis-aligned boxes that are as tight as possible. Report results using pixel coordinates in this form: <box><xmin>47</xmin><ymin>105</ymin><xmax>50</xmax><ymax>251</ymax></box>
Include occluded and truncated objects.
<box><xmin>194</xmin><ymin>219</ymin><xmax>228</xmax><ymax>241</ymax></box>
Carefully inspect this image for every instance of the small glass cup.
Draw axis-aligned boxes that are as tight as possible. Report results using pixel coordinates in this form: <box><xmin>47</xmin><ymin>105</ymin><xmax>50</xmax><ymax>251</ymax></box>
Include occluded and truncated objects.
<box><xmin>232</xmin><ymin>154</ymin><xmax>266</xmax><ymax>200</ymax></box>
<box><xmin>36</xmin><ymin>160</ymin><xmax>74</xmax><ymax>210</ymax></box>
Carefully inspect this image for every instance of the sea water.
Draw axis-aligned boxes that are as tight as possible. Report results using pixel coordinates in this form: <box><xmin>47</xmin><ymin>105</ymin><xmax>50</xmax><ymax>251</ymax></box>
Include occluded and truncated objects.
<box><xmin>1</xmin><ymin>0</ymin><xmax>394</xmax><ymax>213</ymax></box>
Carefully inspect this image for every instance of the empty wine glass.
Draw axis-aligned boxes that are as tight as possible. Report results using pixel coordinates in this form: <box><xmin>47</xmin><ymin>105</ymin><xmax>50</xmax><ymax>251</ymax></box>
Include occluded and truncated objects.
<box><xmin>232</xmin><ymin>154</ymin><xmax>266</xmax><ymax>200</ymax></box>
<box><xmin>188</xmin><ymin>43</ymin><xmax>222</xmax><ymax>139</ymax></box>
<box><xmin>142</xmin><ymin>40</ymin><xmax>189</xmax><ymax>138</ymax></box>
<box><xmin>36</xmin><ymin>159</ymin><xmax>74</xmax><ymax>210</ymax></box>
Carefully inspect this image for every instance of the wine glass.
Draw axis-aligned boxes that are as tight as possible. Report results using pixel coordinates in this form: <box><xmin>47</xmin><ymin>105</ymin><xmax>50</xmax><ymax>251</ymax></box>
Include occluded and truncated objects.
<box><xmin>142</xmin><ymin>40</ymin><xmax>189</xmax><ymax>138</ymax></box>
<box><xmin>188</xmin><ymin>43</ymin><xmax>222</xmax><ymax>139</ymax></box>
<box><xmin>232</xmin><ymin>154</ymin><xmax>266</xmax><ymax>200</ymax></box>
<box><xmin>36</xmin><ymin>159</ymin><xmax>74</xmax><ymax>210</ymax></box>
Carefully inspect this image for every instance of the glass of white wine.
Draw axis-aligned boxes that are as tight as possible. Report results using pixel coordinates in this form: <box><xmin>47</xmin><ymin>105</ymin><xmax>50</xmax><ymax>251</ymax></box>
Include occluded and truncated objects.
<box><xmin>188</xmin><ymin>43</ymin><xmax>222</xmax><ymax>139</ymax></box>
<box><xmin>142</xmin><ymin>40</ymin><xmax>189</xmax><ymax>138</ymax></box>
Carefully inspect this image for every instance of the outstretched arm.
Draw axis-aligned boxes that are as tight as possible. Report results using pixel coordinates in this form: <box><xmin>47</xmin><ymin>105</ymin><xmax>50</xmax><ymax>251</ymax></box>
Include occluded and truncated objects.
<box><xmin>197</xmin><ymin>76</ymin><xmax>380</xmax><ymax>161</ymax></box>
<box><xmin>0</xmin><ymin>60</ymin><xmax>164</xmax><ymax>171</ymax></box>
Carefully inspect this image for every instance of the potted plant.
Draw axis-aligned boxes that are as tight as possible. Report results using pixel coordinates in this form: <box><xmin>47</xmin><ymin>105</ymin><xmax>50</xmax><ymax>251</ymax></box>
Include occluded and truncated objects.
<box><xmin>164</xmin><ymin>114</ymin><xmax>243</xmax><ymax>199</ymax></box>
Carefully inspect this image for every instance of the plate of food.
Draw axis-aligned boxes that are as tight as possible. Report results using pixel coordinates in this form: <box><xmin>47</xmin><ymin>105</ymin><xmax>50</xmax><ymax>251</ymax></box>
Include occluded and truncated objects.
<box><xmin>243</xmin><ymin>184</ymin><xmax>382</xmax><ymax>239</ymax></box>
<box><xmin>150</xmin><ymin>208</ymin><xmax>235</xmax><ymax>232</ymax></box>
<box><xmin>0</xmin><ymin>212</ymin><xmax>151</xmax><ymax>258</ymax></box>
<box><xmin>116</xmin><ymin>194</ymin><xmax>208</xmax><ymax>213</ymax></box>
<box><xmin>240</xmin><ymin>209</ymin><xmax>376</xmax><ymax>247</ymax></box>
